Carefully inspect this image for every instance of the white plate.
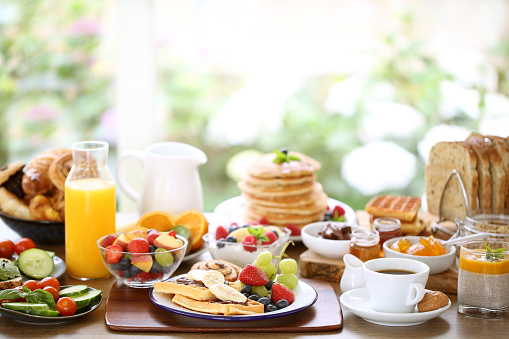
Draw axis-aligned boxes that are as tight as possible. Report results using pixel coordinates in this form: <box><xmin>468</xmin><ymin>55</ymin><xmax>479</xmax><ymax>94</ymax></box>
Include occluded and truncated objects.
<box><xmin>21</xmin><ymin>255</ymin><xmax>66</xmax><ymax>282</ymax></box>
<box><xmin>182</xmin><ymin>246</ymin><xmax>208</xmax><ymax>262</ymax></box>
<box><xmin>340</xmin><ymin>287</ymin><xmax>451</xmax><ymax>326</ymax></box>
<box><xmin>213</xmin><ymin>196</ymin><xmax>357</xmax><ymax>241</ymax></box>
<box><xmin>150</xmin><ymin>275</ymin><xmax>318</xmax><ymax>321</ymax></box>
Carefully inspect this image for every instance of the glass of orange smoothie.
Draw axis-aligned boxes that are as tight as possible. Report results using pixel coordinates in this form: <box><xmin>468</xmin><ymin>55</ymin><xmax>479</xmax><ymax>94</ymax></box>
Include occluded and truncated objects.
<box><xmin>457</xmin><ymin>240</ymin><xmax>509</xmax><ymax>318</ymax></box>
<box><xmin>65</xmin><ymin>141</ymin><xmax>116</xmax><ymax>280</ymax></box>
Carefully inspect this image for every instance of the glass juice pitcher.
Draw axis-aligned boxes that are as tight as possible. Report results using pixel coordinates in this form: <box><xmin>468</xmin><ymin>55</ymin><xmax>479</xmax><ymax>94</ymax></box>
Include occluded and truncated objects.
<box><xmin>65</xmin><ymin>141</ymin><xmax>116</xmax><ymax>280</ymax></box>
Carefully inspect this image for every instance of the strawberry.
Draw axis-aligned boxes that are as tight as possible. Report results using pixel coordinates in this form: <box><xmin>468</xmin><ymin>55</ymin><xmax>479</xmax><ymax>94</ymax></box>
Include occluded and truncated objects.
<box><xmin>168</xmin><ymin>230</ymin><xmax>176</xmax><ymax>238</ymax></box>
<box><xmin>146</xmin><ymin>231</ymin><xmax>160</xmax><ymax>245</ymax></box>
<box><xmin>286</xmin><ymin>223</ymin><xmax>301</xmax><ymax>236</ymax></box>
<box><xmin>257</xmin><ymin>217</ymin><xmax>269</xmax><ymax>225</ymax></box>
<box><xmin>271</xmin><ymin>283</ymin><xmax>295</xmax><ymax>305</ymax></box>
<box><xmin>136</xmin><ymin>271</ymin><xmax>163</xmax><ymax>283</ymax></box>
<box><xmin>100</xmin><ymin>235</ymin><xmax>118</xmax><ymax>248</ymax></box>
<box><xmin>105</xmin><ymin>245</ymin><xmax>123</xmax><ymax>264</ymax></box>
<box><xmin>241</xmin><ymin>234</ymin><xmax>258</xmax><ymax>252</ymax></box>
<box><xmin>215</xmin><ymin>225</ymin><xmax>229</xmax><ymax>240</ymax></box>
<box><xmin>239</xmin><ymin>264</ymin><xmax>268</xmax><ymax>286</ymax></box>
<box><xmin>127</xmin><ymin>238</ymin><xmax>150</xmax><ymax>253</ymax></box>
<box><xmin>261</xmin><ymin>231</ymin><xmax>277</xmax><ymax>245</ymax></box>
<box><xmin>331</xmin><ymin>205</ymin><xmax>345</xmax><ymax>221</ymax></box>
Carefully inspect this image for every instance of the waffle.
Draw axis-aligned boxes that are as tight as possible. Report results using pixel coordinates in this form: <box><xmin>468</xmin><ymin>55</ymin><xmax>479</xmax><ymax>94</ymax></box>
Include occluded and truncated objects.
<box><xmin>171</xmin><ymin>294</ymin><xmax>264</xmax><ymax>315</ymax></box>
<box><xmin>365</xmin><ymin>195</ymin><xmax>421</xmax><ymax>222</ymax></box>
<box><xmin>153</xmin><ymin>278</ymin><xmax>242</xmax><ymax>301</ymax></box>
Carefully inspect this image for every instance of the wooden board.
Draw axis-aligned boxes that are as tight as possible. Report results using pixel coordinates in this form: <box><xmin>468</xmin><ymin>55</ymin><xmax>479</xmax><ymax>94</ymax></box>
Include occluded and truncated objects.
<box><xmin>105</xmin><ymin>278</ymin><xmax>343</xmax><ymax>333</ymax></box>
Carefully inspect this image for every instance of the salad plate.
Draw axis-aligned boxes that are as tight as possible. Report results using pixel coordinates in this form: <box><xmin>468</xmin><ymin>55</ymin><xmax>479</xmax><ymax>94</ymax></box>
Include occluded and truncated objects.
<box><xmin>340</xmin><ymin>287</ymin><xmax>451</xmax><ymax>326</ymax></box>
<box><xmin>213</xmin><ymin>196</ymin><xmax>357</xmax><ymax>241</ymax></box>
<box><xmin>150</xmin><ymin>276</ymin><xmax>318</xmax><ymax>321</ymax></box>
<box><xmin>0</xmin><ymin>285</ymin><xmax>102</xmax><ymax>325</ymax></box>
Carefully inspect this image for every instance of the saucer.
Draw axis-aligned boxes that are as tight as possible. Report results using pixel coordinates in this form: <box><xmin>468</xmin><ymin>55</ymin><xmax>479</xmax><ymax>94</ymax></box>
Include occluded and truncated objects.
<box><xmin>340</xmin><ymin>288</ymin><xmax>451</xmax><ymax>326</ymax></box>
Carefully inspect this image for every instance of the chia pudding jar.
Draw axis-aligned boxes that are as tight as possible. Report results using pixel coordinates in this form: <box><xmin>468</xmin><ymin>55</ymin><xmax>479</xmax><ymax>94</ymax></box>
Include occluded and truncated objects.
<box><xmin>457</xmin><ymin>240</ymin><xmax>509</xmax><ymax>318</ymax></box>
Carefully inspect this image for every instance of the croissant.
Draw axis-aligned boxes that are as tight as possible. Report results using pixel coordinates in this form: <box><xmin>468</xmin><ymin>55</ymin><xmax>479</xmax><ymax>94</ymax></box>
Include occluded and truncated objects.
<box><xmin>22</xmin><ymin>148</ymin><xmax>71</xmax><ymax>197</ymax></box>
<box><xmin>28</xmin><ymin>194</ymin><xmax>63</xmax><ymax>222</ymax></box>
<box><xmin>0</xmin><ymin>187</ymin><xmax>33</xmax><ymax>220</ymax></box>
<box><xmin>48</xmin><ymin>152</ymin><xmax>73</xmax><ymax>191</ymax></box>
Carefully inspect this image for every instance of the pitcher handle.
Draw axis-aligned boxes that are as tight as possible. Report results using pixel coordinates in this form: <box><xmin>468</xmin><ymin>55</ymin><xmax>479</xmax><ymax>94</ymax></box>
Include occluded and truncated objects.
<box><xmin>116</xmin><ymin>150</ymin><xmax>144</xmax><ymax>202</ymax></box>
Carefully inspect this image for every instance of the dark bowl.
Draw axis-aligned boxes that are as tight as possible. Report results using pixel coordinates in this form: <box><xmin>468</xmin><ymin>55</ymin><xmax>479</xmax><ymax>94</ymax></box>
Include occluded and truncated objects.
<box><xmin>0</xmin><ymin>210</ymin><xmax>65</xmax><ymax>245</ymax></box>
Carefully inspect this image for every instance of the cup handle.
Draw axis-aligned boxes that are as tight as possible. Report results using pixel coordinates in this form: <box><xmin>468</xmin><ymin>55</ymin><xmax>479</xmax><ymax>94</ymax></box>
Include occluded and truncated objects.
<box><xmin>405</xmin><ymin>283</ymin><xmax>425</xmax><ymax>306</ymax></box>
<box><xmin>116</xmin><ymin>150</ymin><xmax>144</xmax><ymax>202</ymax></box>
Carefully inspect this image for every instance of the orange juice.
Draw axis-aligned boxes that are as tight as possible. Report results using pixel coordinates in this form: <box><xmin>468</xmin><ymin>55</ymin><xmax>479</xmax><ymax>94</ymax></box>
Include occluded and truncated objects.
<box><xmin>65</xmin><ymin>178</ymin><xmax>116</xmax><ymax>279</ymax></box>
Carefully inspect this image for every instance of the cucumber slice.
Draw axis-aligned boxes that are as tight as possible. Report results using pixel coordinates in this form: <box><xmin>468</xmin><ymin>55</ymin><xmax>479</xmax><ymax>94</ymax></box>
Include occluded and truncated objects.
<box><xmin>45</xmin><ymin>251</ymin><xmax>55</xmax><ymax>258</ymax></box>
<box><xmin>2</xmin><ymin>302</ymin><xmax>50</xmax><ymax>313</ymax></box>
<box><xmin>71</xmin><ymin>290</ymin><xmax>101</xmax><ymax>309</ymax></box>
<box><xmin>17</xmin><ymin>248</ymin><xmax>54</xmax><ymax>279</ymax></box>
<box><xmin>28</xmin><ymin>308</ymin><xmax>60</xmax><ymax>317</ymax></box>
<box><xmin>59</xmin><ymin>285</ymin><xmax>89</xmax><ymax>297</ymax></box>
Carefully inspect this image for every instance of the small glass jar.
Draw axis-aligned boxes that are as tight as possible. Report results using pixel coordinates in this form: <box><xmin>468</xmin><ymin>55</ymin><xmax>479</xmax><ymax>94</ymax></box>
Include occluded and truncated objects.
<box><xmin>374</xmin><ymin>217</ymin><xmax>402</xmax><ymax>247</ymax></box>
<box><xmin>349</xmin><ymin>229</ymin><xmax>380</xmax><ymax>262</ymax></box>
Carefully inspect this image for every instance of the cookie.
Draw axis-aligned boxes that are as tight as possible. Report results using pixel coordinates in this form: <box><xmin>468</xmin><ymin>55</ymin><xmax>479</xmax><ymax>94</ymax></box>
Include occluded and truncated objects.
<box><xmin>417</xmin><ymin>291</ymin><xmax>449</xmax><ymax>312</ymax></box>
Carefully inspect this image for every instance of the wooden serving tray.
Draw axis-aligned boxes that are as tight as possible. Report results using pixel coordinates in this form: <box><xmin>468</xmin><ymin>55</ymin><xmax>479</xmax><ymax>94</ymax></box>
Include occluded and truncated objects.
<box><xmin>105</xmin><ymin>278</ymin><xmax>343</xmax><ymax>333</ymax></box>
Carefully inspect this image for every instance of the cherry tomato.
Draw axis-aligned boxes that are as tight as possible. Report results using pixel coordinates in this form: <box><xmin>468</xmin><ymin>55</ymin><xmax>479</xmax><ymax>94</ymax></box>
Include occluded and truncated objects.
<box><xmin>0</xmin><ymin>239</ymin><xmax>15</xmax><ymax>258</ymax></box>
<box><xmin>14</xmin><ymin>238</ymin><xmax>36</xmax><ymax>255</ymax></box>
<box><xmin>23</xmin><ymin>279</ymin><xmax>41</xmax><ymax>291</ymax></box>
<box><xmin>56</xmin><ymin>297</ymin><xmax>77</xmax><ymax>316</ymax></box>
<box><xmin>43</xmin><ymin>286</ymin><xmax>60</xmax><ymax>302</ymax></box>
<box><xmin>0</xmin><ymin>299</ymin><xmax>16</xmax><ymax>305</ymax></box>
<box><xmin>39</xmin><ymin>277</ymin><xmax>60</xmax><ymax>291</ymax></box>
<box><xmin>14</xmin><ymin>286</ymin><xmax>26</xmax><ymax>302</ymax></box>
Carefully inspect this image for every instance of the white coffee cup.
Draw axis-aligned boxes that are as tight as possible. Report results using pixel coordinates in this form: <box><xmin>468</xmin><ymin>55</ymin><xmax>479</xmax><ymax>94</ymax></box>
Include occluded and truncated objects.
<box><xmin>363</xmin><ymin>258</ymin><xmax>430</xmax><ymax>313</ymax></box>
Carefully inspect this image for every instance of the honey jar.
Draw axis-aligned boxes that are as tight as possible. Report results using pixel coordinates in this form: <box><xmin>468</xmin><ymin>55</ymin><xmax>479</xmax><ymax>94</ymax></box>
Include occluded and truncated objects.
<box><xmin>374</xmin><ymin>217</ymin><xmax>402</xmax><ymax>247</ymax></box>
<box><xmin>349</xmin><ymin>229</ymin><xmax>380</xmax><ymax>262</ymax></box>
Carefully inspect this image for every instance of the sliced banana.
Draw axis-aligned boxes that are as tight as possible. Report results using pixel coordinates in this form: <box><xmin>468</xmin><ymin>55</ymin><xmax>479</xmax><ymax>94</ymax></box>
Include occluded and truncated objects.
<box><xmin>186</xmin><ymin>269</ymin><xmax>208</xmax><ymax>281</ymax></box>
<box><xmin>202</xmin><ymin>270</ymin><xmax>225</xmax><ymax>288</ymax></box>
<box><xmin>209</xmin><ymin>284</ymin><xmax>247</xmax><ymax>303</ymax></box>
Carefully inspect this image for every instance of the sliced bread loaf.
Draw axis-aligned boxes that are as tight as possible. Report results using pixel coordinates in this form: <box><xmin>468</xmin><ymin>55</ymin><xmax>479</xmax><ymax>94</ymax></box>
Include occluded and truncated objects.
<box><xmin>487</xmin><ymin>135</ymin><xmax>509</xmax><ymax>209</ymax></box>
<box><xmin>425</xmin><ymin>141</ymin><xmax>478</xmax><ymax>220</ymax></box>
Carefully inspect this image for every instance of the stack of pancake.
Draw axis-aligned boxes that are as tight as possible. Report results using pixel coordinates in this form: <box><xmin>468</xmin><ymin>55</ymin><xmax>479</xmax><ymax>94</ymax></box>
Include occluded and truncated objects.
<box><xmin>238</xmin><ymin>151</ymin><xmax>328</xmax><ymax>228</ymax></box>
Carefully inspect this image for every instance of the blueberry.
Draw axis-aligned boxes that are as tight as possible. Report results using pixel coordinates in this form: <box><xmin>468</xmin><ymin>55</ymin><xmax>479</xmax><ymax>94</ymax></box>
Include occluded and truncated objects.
<box><xmin>225</xmin><ymin>236</ymin><xmax>237</xmax><ymax>243</ymax></box>
<box><xmin>122</xmin><ymin>269</ymin><xmax>133</xmax><ymax>279</ymax></box>
<box><xmin>110</xmin><ymin>262</ymin><xmax>121</xmax><ymax>271</ymax></box>
<box><xmin>265</xmin><ymin>281</ymin><xmax>273</xmax><ymax>291</ymax></box>
<box><xmin>258</xmin><ymin>297</ymin><xmax>271</xmax><ymax>307</ymax></box>
<box><xmin>151</xmin><ymin>261</ymin><xmax>162</xmax><ymax>274</ymax></box>
<box><xmin>265</xmin><ymin>304</ymin><xmax>278</xmax><ymax>312</ymax></box>
<box><xmin>229</xmin><ymin>225</ymin><xmax>239</xmax><ymax>233</ymax></box>
<box><xmin>130</xmin><ymin>265</ymin><xmax>141</xmax><ymax>275</ymax></box>
<box><xmin>279</xmin><ymin>147</ymin><xmax>288</xmax><ymax>155</ymax></box>
<box><xmin>275</xmin><ymin>299</ymin><xmax>290</xmax><ymax>309</ymax></box>
<box><xmin>324</xmin><ymin>210</ymin><xmax>332</xmax><ymax>221</ymax></box>
<box><xmin>243</xmin><ymin>292</ymin><xmax>250</xmax><ymax>298</ymax></box>
<box><xmin>161</xmin><ymin>265</ymin><xmax>174</xmax><ymax>273</ymax></box>
<box><xmin>271</xmin><ymin>230</ymin><xmax>279</xmax><ymax>239</ymax></box>
<box><xmin>117</xmin><ymin>258</ymin><xmax>132</xmax><ymax>271</ymax></box>
<box><xmin>241</xmin><ymin>224</ymin><xmax>250</xmax><ymax>228</ymax></box>
<box><xmin>149</xmin><ymin>245</ymin><xmax>156</xmax><ymax>253</ymax></box>
<box><xmin>248</xmin><ymin>294</ymin><xmax>260</xmax><ymax>301</ymax></box>
<box><xmin>217</xmin><ymin>239</ymin><xmax>226</xmax><ymax>249</ymax></box>
<box><xmin>241</xmin><ymin>285</ymin><xmax>252</xmax><ymax>294</ymax></box>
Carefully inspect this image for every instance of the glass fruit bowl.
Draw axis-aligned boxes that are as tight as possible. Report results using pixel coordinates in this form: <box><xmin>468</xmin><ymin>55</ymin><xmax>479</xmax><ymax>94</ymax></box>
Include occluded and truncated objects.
<box><xmin>97</xmin><ymin>232</ymin><xmax>187</xmax><ymax>288</ymax></box>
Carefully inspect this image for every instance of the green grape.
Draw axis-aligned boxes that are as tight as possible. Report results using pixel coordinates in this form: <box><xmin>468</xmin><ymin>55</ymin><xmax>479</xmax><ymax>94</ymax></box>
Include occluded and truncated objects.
<box><xmin>276</xmin><ymin>273</ymin><xmax>298</xmax><ymax>290</ymax></box>
<box><xmin>256</xmin><ymin>251</ymin><xmax>273</xmax><ymax>266</ymax></box>
<box><xmin>251</xmin><ymin>285</ymin><xmax>268</xmax><ymax>297</ymax></box>
<box><xmin>259</xmin><ymin>263</ymin><xmax>276</xmax><ymax>279</ymax></box>
<box><xmin>279</xmin><ymin>258</ymin><xmax>298</xmax><ymax>274</ymax></box>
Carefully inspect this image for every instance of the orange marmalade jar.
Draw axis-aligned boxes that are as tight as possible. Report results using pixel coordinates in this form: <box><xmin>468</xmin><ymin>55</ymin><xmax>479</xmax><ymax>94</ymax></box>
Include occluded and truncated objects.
<box><xmin>349</xmin><ymin>229</ymin><xmax>380</xmax><ymax>262</ymax></box>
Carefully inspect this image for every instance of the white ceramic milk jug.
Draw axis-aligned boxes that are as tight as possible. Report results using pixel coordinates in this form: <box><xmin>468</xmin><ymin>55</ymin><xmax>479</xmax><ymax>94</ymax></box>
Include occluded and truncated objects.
<box><xmin>340</xmin><ymin>254</ymin><xmax>366</xmax><ymax>293</ymax></box>
<box><xmin>116</xmin><ymin>142</ymin><xmax>207</xmax><ymax>215</ymax></box>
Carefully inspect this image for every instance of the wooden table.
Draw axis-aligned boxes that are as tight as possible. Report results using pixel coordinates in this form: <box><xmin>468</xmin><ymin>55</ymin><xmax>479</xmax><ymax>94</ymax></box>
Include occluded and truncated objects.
<box><xmin>0</xmin><ymin>213</ymin><xmax>506</xmax><ymax>338</ymax></box>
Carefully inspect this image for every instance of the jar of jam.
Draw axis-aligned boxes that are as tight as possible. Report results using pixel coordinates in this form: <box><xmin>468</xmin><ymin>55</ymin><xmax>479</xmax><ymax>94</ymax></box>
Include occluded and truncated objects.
<box><xmin>374</xmin><ymin>217</ymin><xmax>402</xmax><ymax>247</ymax></box>
<box><xmin>349</xmin><ymin>229</ymin><xmax>380</xmax><ymax>262</ymax></box>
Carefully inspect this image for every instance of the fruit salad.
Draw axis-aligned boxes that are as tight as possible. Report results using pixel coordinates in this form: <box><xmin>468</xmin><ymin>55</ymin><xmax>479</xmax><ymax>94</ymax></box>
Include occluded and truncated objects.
<box><xmin>97</xmin><ymin>228</ymin><xmax>187</xmax><ymax>288</ymax></box>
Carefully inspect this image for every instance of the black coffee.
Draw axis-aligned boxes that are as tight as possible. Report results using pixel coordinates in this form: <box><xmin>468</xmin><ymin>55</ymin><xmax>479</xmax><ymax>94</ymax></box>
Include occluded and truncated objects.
<box><xmin>377</xmin><ymin>269</ymin><xmax>415</xmax><ymax>275</ymax></box>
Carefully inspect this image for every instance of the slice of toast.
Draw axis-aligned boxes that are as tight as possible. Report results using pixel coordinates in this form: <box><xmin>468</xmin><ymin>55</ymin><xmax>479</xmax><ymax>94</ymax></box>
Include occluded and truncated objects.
<box><xmin>464</xmin><ymin>136</ymin><xmax>492</xmax><ymax>210</ymax></box>
<box><xmin>171</xmin><ymin>293</ymin><xmax>264</xmax><ymax>315</ymax></box>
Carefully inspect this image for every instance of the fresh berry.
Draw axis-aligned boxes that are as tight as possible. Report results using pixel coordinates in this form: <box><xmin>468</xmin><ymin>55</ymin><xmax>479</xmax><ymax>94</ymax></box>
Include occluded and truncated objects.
<box><xmin>168</xmin><ymin>230</ymin><xmax>177</xmax><ymax>238</ymax></box>
<box><xmin>271</xmin><ymin>283</ymin><xmax>295</xmax><ymax>305</ymax></box>
<box><xmin>275</xmin><ymin>299</ymin><xmax>290</xmax><ymax>309</ymax></box>
<box><xmin>331</xmin><ymin>205</ymin><xmax>345</xmax><ymax>221</ymax></box>
<box><xmin>239</xmin><ymin>264</ymin><xmax>269</xmax><ymax>286</ymax></box>
<box><xmin>105</xmin><ymin>245</ymin><xmax>123</xmax><ymax>264</ymax></box>
<box><xmin>286</xmin><ymin>223</ymin><xmax>301</xmax><ymax>236</ymax></box>
<box><xmin>215</xmin><ymin>225</ymin><xmax>229</xmax><ymax>241</ymax></box>
<box><xmin>136</xmin><ymin>271</ymin><xmax>162</xmax><ymax>283</ymax></box>
<box><xmin>100</xmin><ymin>235</ymin><xmax>118</xmax><ymax>248</ymax></box>
<box><xmin>261</xmin><ymin>231</ymin><xmax>277</xmax><ymax>245</ymax></box>
<box><xmin>241</xmin><ymin>234</ymin><xmax>258</xmax><ymax>252</ymax></box>
<box><xmin>146</xmin><ymin>231</ymin><xmax>160</xmax><ymax>245</ymax></box>
<box><xmin>225</xmin><ymin>236</ymin><xmax>237</xmax><ymax>243</ymax></box>
<box><xmin>127</xmin><ymin>238</ymin><xmax>150</xmax><ymax>253</ymax></box>
<box><xmin>247</xmin><ymin>221</ymin><xmax>258</xmax><ymax>225</ymax></box>
<box><xmin>229</xmin><ymin>223</ymin><xmax>239</xmax><ymax>233</ymax></box>
<box><xmin>258</xmin><ymin>217</ymin><xmax>269</xmax><ymax>225</ymax></box>
<box><xmin>271</xmin><ymin>230</ymin><xmax>279</xmax><ymax>239</ymax></box>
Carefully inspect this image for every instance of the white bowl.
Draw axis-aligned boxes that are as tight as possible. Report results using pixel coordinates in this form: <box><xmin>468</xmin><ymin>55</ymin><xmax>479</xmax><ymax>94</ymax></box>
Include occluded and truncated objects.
<box><xmin>382</xmin><ymin>236</ymin><xmax>457</xmax><ymax>275</ymax></box>
<box><xmin>301</xmin><ymin>221</ymin><xmax>365</xmax><ymax>259</ymax></box>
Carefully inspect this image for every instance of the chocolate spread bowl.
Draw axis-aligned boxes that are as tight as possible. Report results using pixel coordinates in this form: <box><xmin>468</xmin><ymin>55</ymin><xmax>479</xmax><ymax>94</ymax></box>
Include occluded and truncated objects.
<box><xmin>301</xmin><ymin>221</ymin><xmax>365</xmax><ymax>259</ymax></box>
